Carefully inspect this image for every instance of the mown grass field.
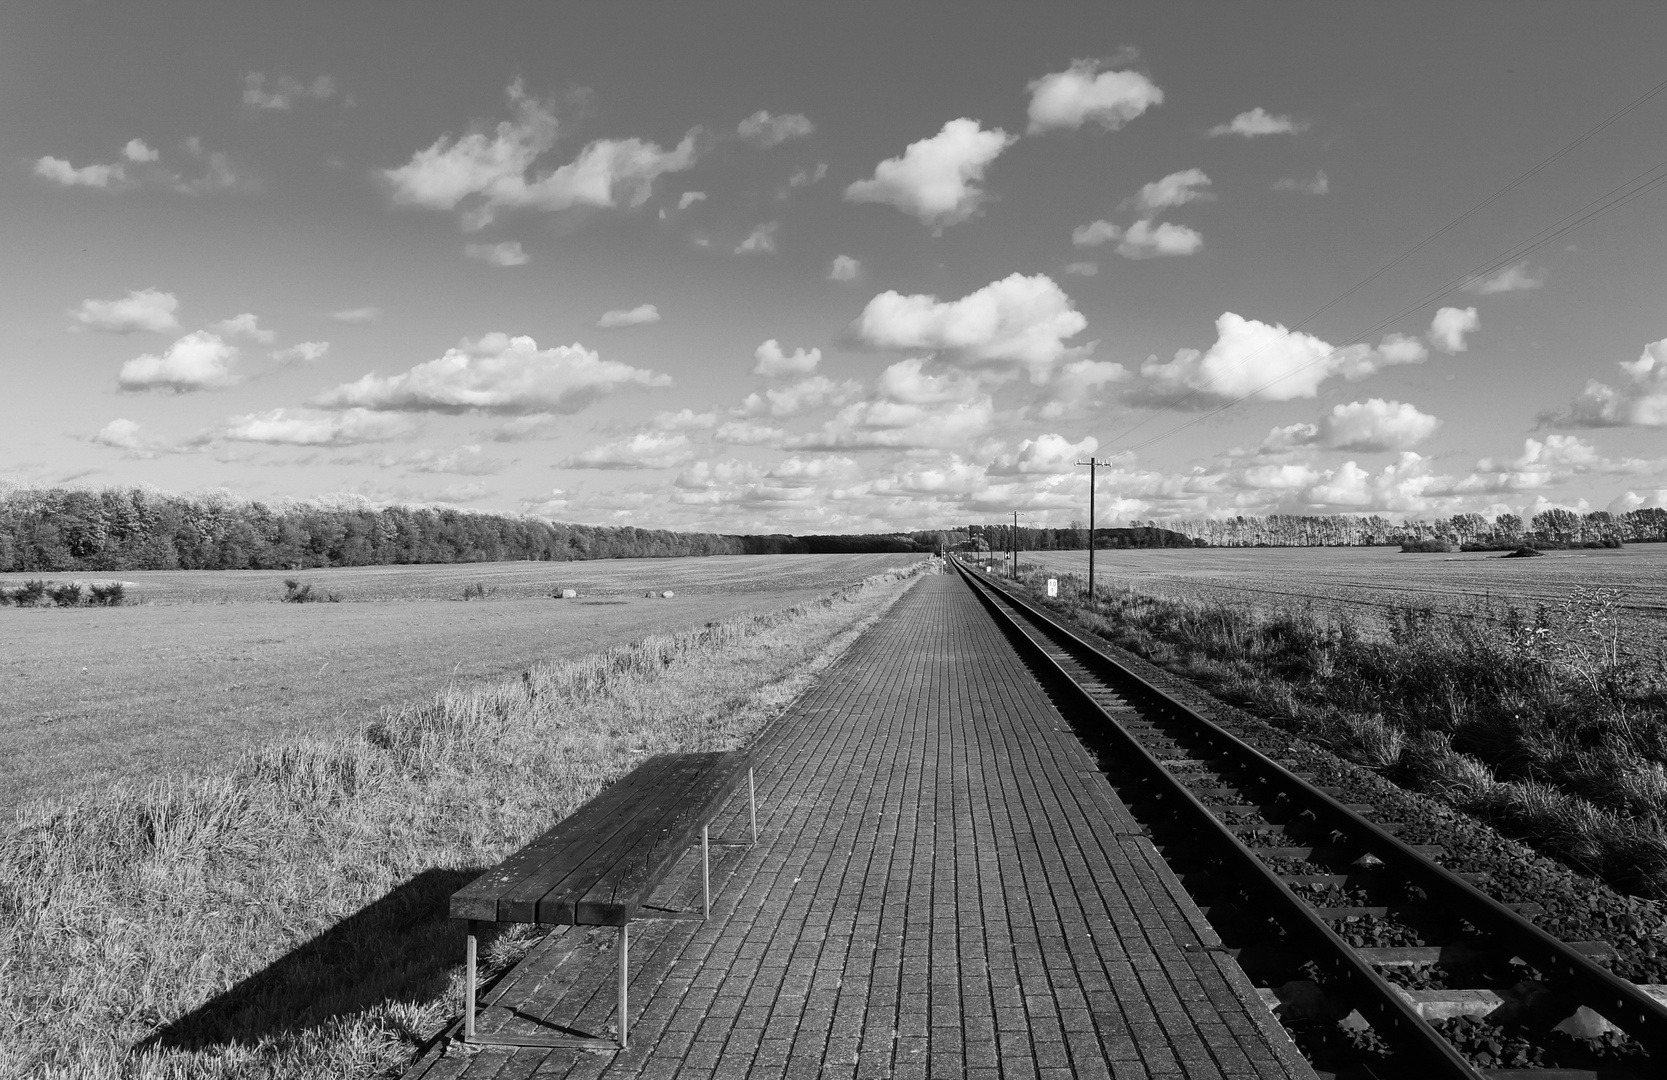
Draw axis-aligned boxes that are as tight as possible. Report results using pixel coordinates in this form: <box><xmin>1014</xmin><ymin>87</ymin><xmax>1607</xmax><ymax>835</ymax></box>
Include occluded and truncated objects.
<box><xmin>0</xmin><ymin>554</ymin><xmax>922</xmax><ymax>810</ymax></box>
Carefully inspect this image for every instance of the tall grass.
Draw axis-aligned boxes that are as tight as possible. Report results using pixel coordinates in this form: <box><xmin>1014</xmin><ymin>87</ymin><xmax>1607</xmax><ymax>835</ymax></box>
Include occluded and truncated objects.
<box><xmin>1</xmin><ymin>563</ymin><xmax>933</xmax><ymax>1079</ymax></box>
<box><xmin>1025</xmin><ymin>572</ymin><xmax>1667</xmax><ymax>899</ymax></box>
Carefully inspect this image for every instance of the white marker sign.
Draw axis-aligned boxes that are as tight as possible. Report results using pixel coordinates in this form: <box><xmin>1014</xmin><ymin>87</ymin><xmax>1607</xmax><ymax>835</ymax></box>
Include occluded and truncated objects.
<box><xmin>1046</xmin><ymin>578</ymin><xmax>1058</xmax><ymax>597</ymax></box>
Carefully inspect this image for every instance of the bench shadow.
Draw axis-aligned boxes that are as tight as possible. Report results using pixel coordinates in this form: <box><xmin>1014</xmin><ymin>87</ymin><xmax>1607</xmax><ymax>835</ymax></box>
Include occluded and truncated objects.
<box><xmin>136</xmin><ymin>866</ymin><xmax>485</xmax><ymax>1054</ymax></box>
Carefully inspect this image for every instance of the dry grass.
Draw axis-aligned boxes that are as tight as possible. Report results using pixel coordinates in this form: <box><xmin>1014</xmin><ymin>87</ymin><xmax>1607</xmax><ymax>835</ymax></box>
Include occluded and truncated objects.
<box><xmin>1</xmin><ymin>561</ymin><xmax>935</xmax><ymax>1079</ymax></box>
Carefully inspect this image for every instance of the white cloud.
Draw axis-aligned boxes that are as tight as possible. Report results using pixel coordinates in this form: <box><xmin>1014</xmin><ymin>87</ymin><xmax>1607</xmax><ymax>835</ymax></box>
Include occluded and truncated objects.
<box><xmin>242</xmin><ymin>73</ymin><xmax>337</xmax><ymax>110</ymax></box>
<box><xmin>828</xmin><ymin>255</ymin><xmax>860</xmax><ymax>281</ymax></box>
<box><xmin>1122</xmin><ymin>168</ymin><xmax>1213</xmax><ymax>213</ymax></box>
<box><xmin>1025</xmin><ymin>59</ymin><xmax>1163</xmax><ymax>134</ymax></box>
<box><xmin>563</xmin><ymin>432</ymin><xmax>695</xmax><ymax>470</ymax></box>
<box><xmin>713</xmin><ymin>419</ymin><xmax>791</xmax><ymax>446</ymax></box>
<box><xmin>1208</xmin><ymin>107</ymin><xmax>1307</xmax><ymax>138</ymax></box>
<box><xmin>465</xmin><ymin>240</ymin><xmax>530</xmax><ymax>267</ymax></box>
<box><xmin>383</xmin><ymin>81</ymin><xmax>699</xmax><ymax>228</ymax></box>
<box><xmin>1117</xmin><ymin>219</ymin><xmax>1203</xmax><ymax>259</ymax></box>
<box><xmin>597</xmin><ymin>303</ymin><xmax>661</xmax><ymax>328</ymax></box>
<box><xmin>488</xmin><ymin>413</ymin><xmax>559</xmax><ymax>441</ymax></box>
<box><xmin>1463</xmin><ymin>261</ymin><xmax>1546</xmax><ymax>295</ymax></box>
<box><xmin>389</xmin><ymin>444</ymin><xmax>503</xmax><ymax>476</ymax></box>
<box><xmin>91</xmin><ymin>418</ymin><xmax>162</xmax><ymax>455</ymax></box>
<box><xmin>787</xmin><ymin>396</ymin><xmax>996</xmax><ymax>451</ymax></box>
<box><xmin>1428</xmin><ymin>306</ymin><xmax>1479</xmax><ymax>353</ymax></box>
<box><xmin>853</xmin><ymin>272</ymin><xmax>1088</xmax><ymax>380</ymax></box>
<box><xmin>274</xmin><ymin>341</ymin><xmax>330</xmax><ymax>364</ymax></box>
<box><xmin>752</xmin><ymin>339</ymin><xmax>821</xmax><ymax>378</ymax></box>
<box><xmin>677</xmin><ymin>191</ymin><xmax>707</xmax><ymax>210</ymax></box>
<box><xmin>1063</xmin><ymin>261</ymin><xmax>1098</xmax><ymax>277</ymax></box>
<box><xmin>122</xmin><ymin>139</ymin><xmax>159</xmax><ymax>163</ymax></box>
<box><xmin>1542</xmin><ymin>336</ymin><xmax>1667</xmax><ymax>428</ymax></box>
<box><xmin>210</xmin><ymin>407</ymin><xmax>414</xmax><ymax>446</ymax></box>
<box><xmin>789</xmin><ymin>163</ymin><xmax>828</xmax><ymax>188</ymax></box>
<box><xmin>1138</xmin><ymin>313</ymin><xmax>1343</xmax><ymax>403</ymax></box>
<box><xmin>118</xmin><ymin>331</ymin><xmax>239</xmax><ymax>393</ymax></box>
<box><xmin>735</xmin><ymin>222</ymin><xmax>779</xmax><ymax>254</ymax></box>
<box><xmin>1259</xmin><ymin>422</ymin><xmax>1319</xmax><ymax>454</ymax></box>
<box><xmin>211</xmin><ymin>312</ymin><xmax>275</xmax><ymax>343</ymax></box>
<box><xmin>873</xmin><ymin>358</ymin><xmax>983</xmax><ymax>405</ymax></box>
<box><xmin>1071</xmin><ymin>220</ymin><xmax>1121</xmax><ymax>247</ymax></box>
<box><xmin>174</xmin><ymin>137</ymin><xmax>243</xmax><ymax>194</ymax></box>
<box><xmin>71</xmin><ymin>288</ymin><xmax>179</xmax><ymax>333</ymax></box>
<box><xmin>651</xmin><ymin>408</ymin><xmax>717</xmax><ymax>431</ymax></box>
<box><xmin>313</xmin><ymin>332</ymin><xmax>670</xmax><ymax>414</ymax></box>
<box><xmin>1320</xmin><ymin>399</ymin><xmax>1441</xmax><ymax>451</ymax></box>
<box><xmin>736</xmin><ymin>110</ymin><xmax>814</xmax><ymax>147</ymax></box>
<box><xmin>1273</xmin><ymin>171</ymin><xmax>1329</xmax><ymax>195</ymax></box>
<box><xmin>34</xmin><ymin>156</ymin><xmax>125</xmax><ymax>188</ymax></box>
<box><xmin>988</xmin><ymin>433</ymin><xmax>1099</xmax><ymax>475</ymax></box>
<box><xmin>844</xmin><ymin>118</ymin><xmax>1015</xmax><ymax>230</ymax></box>
<box><xmin>1375</xmin><ymin>332</ymin><xmax>1429</xmax><ymax>365</ymax></box>
<box><xmin>331</xmin><ymin>307</ymin><xmax>382</xmax><ymax>324</ymax></box>
<box><xmin>737</xmin><ymin>376</ymin><xmax>862</xmax><ymax>419</ymax></box>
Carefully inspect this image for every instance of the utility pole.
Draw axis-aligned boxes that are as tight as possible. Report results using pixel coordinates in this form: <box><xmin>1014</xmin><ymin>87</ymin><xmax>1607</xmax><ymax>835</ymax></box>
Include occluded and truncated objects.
<box><xmin>1076</xmin><ymin>457</ymin><xmax>1102</xmax><ymax>599</ymax></box>
<box><xmin>1011</xmin><ymin>509</ymin><xmax>1019</xmax><ymax>579</ymax></box>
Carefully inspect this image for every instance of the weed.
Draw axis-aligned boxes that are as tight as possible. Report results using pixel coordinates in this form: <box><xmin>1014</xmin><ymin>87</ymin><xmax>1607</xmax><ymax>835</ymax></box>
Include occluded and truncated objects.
<box><xmin>12</xmin><ymin>579</ymin><xmax>47</xmax><ymax>607</ymax></box>
<box><xmin>49</xmin><ymin>582</ymin><xmax>85</xmax><ymax>607</ymax></box>
<box><xmin>283</xmin><ymin>578</ymin><xmax>313</xmax><ymax>603</ymax></box>
<box><xmin>88</xmin><ymin>582</ymin><xmax>126</xmax><ymax>606</ymax></box>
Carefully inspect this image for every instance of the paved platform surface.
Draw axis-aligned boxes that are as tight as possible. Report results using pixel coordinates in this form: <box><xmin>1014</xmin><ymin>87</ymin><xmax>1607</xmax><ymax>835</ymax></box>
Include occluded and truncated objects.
<box><xmin>408</xmin><ymin>574</ymin><xmax>1314</xmax><ymax>1079</ymax></box>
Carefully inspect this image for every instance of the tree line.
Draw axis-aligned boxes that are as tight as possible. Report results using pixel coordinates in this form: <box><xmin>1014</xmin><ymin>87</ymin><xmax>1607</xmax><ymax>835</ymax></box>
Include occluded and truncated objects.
<box><xmin>0</xmin><ymin>486</ymin><xmax>931</xmax><ymax>573</ymax></box>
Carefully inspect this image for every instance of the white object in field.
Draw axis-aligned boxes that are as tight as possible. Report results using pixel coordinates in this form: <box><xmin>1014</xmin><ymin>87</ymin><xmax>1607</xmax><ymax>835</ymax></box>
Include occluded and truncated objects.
<box><xmin>661</xmin><ymin>590</ymin><xmax>675</xmax><ymax>599</ymax></box>
<box><xmin>1046</xmin><ymin>578</ymin><xmax>1058</xmax><ymax>597</ymax></box>
<box><xmin>560</xmin><ymin>588</ymin><xmax>578</xmax><ymax>599</ymax></box>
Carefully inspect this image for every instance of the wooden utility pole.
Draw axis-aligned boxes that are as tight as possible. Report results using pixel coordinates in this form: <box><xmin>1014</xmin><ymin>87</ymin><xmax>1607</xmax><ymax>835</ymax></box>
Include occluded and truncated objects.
<box><xmin>1011</xmin><ymin>510</ymin><xmax>1019</xmax><ymax>578</ymax></box>
<box><xmin>1076</xmin><ymin>457</ymin><xmax>1102</xmax><ymax>599</ymax></box>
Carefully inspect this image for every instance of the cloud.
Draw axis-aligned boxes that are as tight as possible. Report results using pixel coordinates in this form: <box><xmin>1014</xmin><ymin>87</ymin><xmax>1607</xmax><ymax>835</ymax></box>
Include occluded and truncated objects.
<box><xmin>383</xmin><ymin>81</ymin><xmax>699</xmax><ymax>228</ymax></box>
<box><xmin>1063</xmin><ymin>262</ymin><xmax>1098</xmax><ymax>277</ymax></box>
<box><xmin>1541</xmin><ymin>336</ymin><xmax>1667</xmax><ymax>428</ymax></box>
<box><xmin>210</xmin><ymin>312</ymin><xmax>275</xmax><ymax>343</ymax></box>
<box><xmin>736</xmin><ymin>377</ymin><xmax>862</xmax><ymax>419</ymax></box>
<box><xmin>1138</xmin><ymin>313</ymin><xmax>1346</xmax><ymax>404</ymax></box>
<box><xmin>465</xmin><ymin>240</ymin><xmax>530</xmax><ymax>266</ymax></box>
<box><xmin>1071</xmin><ymin>220</ymin><xmax>1121</xmax><ymax>247</ymax></box>
<box><xmin>175</xmin><ymin>137</ymin><xmax>244</xmax><ymax>194</ymax></box>
<box><xmin>597</xmin><ymin>303</ymin><xmax>661</xmax><ymax>328</ymax></box>
<box><xmin>330</xmin><ymin>307</ymin><xmax>382</xmax><ymax>324</ymax></box>
<box><xmin>1121</xmin><ymin>168</ymin><xmax>1213</xmax><ymax>213</ymax></box>
<box><xmin>1208</xmin><ymin>107</ymin><xmax>1307</xmax><ymax>138</ymax></box>
<box><xmin>123</xmin><ymin>139</ymin><xmax>159</xmax><ymax>163</ymax></box>
<box><xmin>786</xmin><ymin>395</ymin><xmax>996</xmax><ymax>451</ymax></box>
<box><xmin>1462</xmin><ymin>261</ymin><xmax>1546</xmax><ymax>295</ymax></box>
<box><xmin>735</xmin><ymin>221</ymin><xmax>779</xmax><ymax>254</ymax></box>
<box><xmin>1428</xmin><ymin>306</ymin><xmax>1479</xmax><ymax>353</ymax></box>
<box><xmin>852</xmin><ymin>273</ymin><xmax>1088</xmax><ymax>380</ymax></box>
<box><xmin>651</xmin><ymin>408</ymin><xmax>717</xmax><ymax>431</ymax></box>
<box><xmin>789</xmin><ymin>163</ymin><xmax>828</xmax><ymax>188</ymax></box>
<box><xmin>208</xmin><ymin>407</ymin><xmax>414</xmax><ymax>446</ymax></box>
<box><xmin>1025</xmin><ymin>59</ymin><xmax>1163</xmax><ymax>134</ymax></box>
<box><xmin>387</xmin><ymin>444</ymin><xmax>503</xmax><ymax>476</ymax></box>
<box><xmin>1319</xmin><ymin>399</ymin><xmax>1441</xmax><ymax>451</ymax></box>
<box><xmin>1116</xmin><ymin>219</ymin><xmax>1203</xmax><ymax>259</ymax></box>
<box><xmin>273</xmin><ymin>341</ymin><xmax>330</xmax><ymax>364</ymax></box>
<box><xmin>844</xmin><ymin>118</ymin><xmax>1015</xmax><ymax>230</ymax></box>
<box><xmin>987</xmin><ymin>433</ymin><xmax>1098</xmax><ymax>476</ymax></box>
<box><xmin>562</xmin><ymin>432</ymin><xmax>694</xmax><ymax>470</ymax></box>
<box><xmin>1273</xmin><ymin>171</ymin><xmax>1329</xmax><ymax>195</ymax></box>
<box><xmin>828</xmin><ymin>254</ymin><xmax>860</xmax><ymax>281</ymax></box>
<box><xmin>313</xmin><ymin>332</ymin><xmax>669</xmax><ymax>414</ymax></box>
<box><xmin>677</xmin><ymin>191</ymin><xmax>706</xmax><ymax>210</ymax></box>
<box><xmin>712</xmin><ymin>419</ymin><xmax>791</xmax><ymax>446</ymax></box>
<box><xmin>487</xmin><ymin>413</ymin><xmax>560</xmax><ymax>442</ymax></box>
<box><xmin>1375</xmin><ymin>332</ymin><xmax>1429</xmax><ymax>365</ymax></box>
<box><xmin>736</xmin><ymin>110</ymin><xmax>814</xmax><ymax>147</ymax></box>
<box><xmin>91</xmin><ymin>418</ymin><xmax>163</xmax><ymax>455</ymax></box>
<box><xmin>34</xmin><ymin>156</ymin><xmax>125</xmax><ymax>188</ymax></box>
<box><xmin>71</xmin><ymin>288</ymin><xmax>179</xmax><ymax>333</ymax></box>
<box><xmin>118</xmin><ymin>331</ymin><xmax>239</xmax><ymax>393</ymax></box>
<box><xmin>242</xmin><ymin>73</ymin><xmax>337</xmax><ymax>110</ymax></box>
<box><xmin>752</xmin><ymin>339</ymin><xmax>820</xmax><ymax>378</ymax></box>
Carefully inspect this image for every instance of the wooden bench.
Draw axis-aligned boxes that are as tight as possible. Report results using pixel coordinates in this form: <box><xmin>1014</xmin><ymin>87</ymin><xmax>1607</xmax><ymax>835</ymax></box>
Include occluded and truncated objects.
<box><xmin>450</xmin><ymin>750</ymin><xmax>756</xmax><ymax>1050</ymax></box>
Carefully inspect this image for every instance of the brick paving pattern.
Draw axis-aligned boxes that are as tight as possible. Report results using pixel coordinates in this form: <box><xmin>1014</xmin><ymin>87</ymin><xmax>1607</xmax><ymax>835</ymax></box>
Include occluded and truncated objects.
<box><xmin>407</xmin><ymin>575</ymin><xmax>1314</xmax><ymax>1079</ymax></box>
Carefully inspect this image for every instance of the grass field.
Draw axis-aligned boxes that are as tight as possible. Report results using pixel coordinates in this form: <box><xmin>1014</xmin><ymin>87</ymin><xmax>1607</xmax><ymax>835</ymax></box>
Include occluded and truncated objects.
<box><xmin>0</xmin><ymin>554</ymin><xmax>922</xmax><ymax>811</ymax></box>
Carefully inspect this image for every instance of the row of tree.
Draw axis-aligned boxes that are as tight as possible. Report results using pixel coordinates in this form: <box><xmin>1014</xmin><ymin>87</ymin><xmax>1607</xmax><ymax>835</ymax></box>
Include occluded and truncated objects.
<box><xmin>1131</xmin><ymin>509</ymin><xmax>1667</xmax><ymax>547</ymax></box>
<box><xmin>0</xmin><ymin>487</ymin><xmax>930</xmax><ymax>573</ymax></box>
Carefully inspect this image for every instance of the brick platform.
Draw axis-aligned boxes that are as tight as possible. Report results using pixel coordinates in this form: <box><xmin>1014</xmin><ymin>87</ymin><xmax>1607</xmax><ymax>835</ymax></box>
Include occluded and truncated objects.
<box><xmin>406</xmin><ymin>574</ymin><xmax>1314</xmax><ymax>1079</ymax></box>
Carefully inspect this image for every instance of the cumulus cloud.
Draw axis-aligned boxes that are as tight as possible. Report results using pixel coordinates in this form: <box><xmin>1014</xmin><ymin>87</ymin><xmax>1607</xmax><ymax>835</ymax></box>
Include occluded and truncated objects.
<box><xmin>1071</xmin><ymin>220</ymin><xmax>1121</xmax><ymax>247</ymax></box>
<box><xmin>1428</xmin><ymin>306</ymin><xmax>1479</xmax><ymax>353</ymax></box>
<box><xmin>1320</xmin><ymin>399</ymin><xmax>1441</xmax><ymax>451</ymax></box>
<box><xmin>1375</xmin><ymin>332</ymin><xmax>1429</xmax><ymax>365</ymax></box>
<box><xmin>1273</xmin><ymin>171</ymin><xmax>1329</xmax><ymax>195</ymax></box>
<box><xmin>713</xmin><ymin>419</ymin><xmax>792</xmax><ymax>446</ymax></box>
<box><xmin>242</xmin><ymin>72</ymin><xmax>337</xmax><ymax>110</ymax></box>
<box><xmin>34</xmin><ymin>156</ymin><xmax>125</xmax><ymax>188</ymax></box>
<box><xmin>1121</xmin><ymin>168</ymin><xmax>1213</xmax><ymax>213</ymax></box>
<box><xmin>1063</xmin><ymin>261</ymin><xmax>1098</xmax><ymax>277</ymax></box>
<box><xmin>1138</xmin><ymin>313</ymin><xmax>1344</xmax><ymax>404</ymax></box>
<box><xmin>388</xmin><ymin>444</ymin><xmax>503</xmax><ymax>476</ymax></box>
<box><xmin>789</xmin><ymin>163</ymin><xmax>828</xmax><ymax>188</ymax></box>
<box><xmin>844</xmin><ymin>118</ymin><xmax>1015</xmax><ymax>230</ymax></box>
<box><xmin>71</xmin><ymin>288</ymin><xmax>179</xmax><ymax>333</ymax></box>
<box><xmin>677</xmin><ymin>191</ymin><xmax>707</xmax><ymax>210</ymax></box>
<box><xmin>735</xmin><ymin>221</ymin><xmax>779</xmax><ymax>254</ymax></box>
<box><xmin>651</xmin><ymin>408</ymin><xmax>717</xmax><ymax>431</ymax></box>
<box><xmin>211</xmin><ymin>313</ymin><xmax>275</xmax><ymax>343</ymax></box>
<box><xmin>123</xmin><ymin>139</ymin><xmax>159</xmax><ymax>163</ymax></box>
<box><xmin>563</xmin><ymin>432</ymin><xmax>695</xmax><ymax>470</ymax></box>
<box><xmin>313</xmin><ymin>332</ymin><xmax>670</xmax><ymax>414</ymax></box>
<box><xmin>91</xmin><ymin>418</ymin><xmax>163</xmax><ymax>455</ymax></box>
<box><xmin>118</xmin><ymin>331</ymin><xmax>239</xmax><ymax>393</ymax></box>
<box><xmin>1025</xmin><ymin>59</ymin><xmax>1163</xmax><ymax>134</ymax></box>
<box><xmin>273</xmin><ymin>341</ymin><xmax>330</xmax><ymax>364</ymax></box>
<box><xmin>208</xmin><ymin>407</ymin><xmax>414</xmax><ymax>446</ymax></box>
<box><xmin>1208</xmin><ymin>107</ymin><xmax>1307</xmax><ymax>138</ymax></box>
<box><xmin>987</xmin><ymin>433</ymin><xmax>1098</xmax><ymax>476</ymax></box>
<box><xmin>465</xmin><ymin>240</ymin><xmax>530</xmax><ymax>266</ymax></box>
<box><xmin>828</xmin><ymin>254</ymin><xmax>860</xmax><ymax>281</ymax></box>
<box><xmin>1116</xmin><ymin>219</ymin><xmax>1203</xmax><ymax>259</ymax></box>
<box><xmin>736</xmin><ymin>376</ymin><xmax>862</xmax><ymax>419</ymax></box>
<box><xmin>35</xmin><ymin>138</ymin><xmax>243</xmax><ymax>195</ymax></box>
<box><xmin>787</xmin><ymin>396</ymin><xmax>996</xmax><ymax>451</ymax></box>
<box><xmin>752</xmin><ymin>339</ymin><xmax>820</xmax><ymax>378</ymax></box>
<box><xmin>852</xmin><ymin>273</ymin><xmax>1088</xmax><ymax>380</ymax></box>
<box><xmin>330</xmin><ymin>307</ymin><xmax>381</xmax><ymax>324</ymax></box>
<box><xmin>736</xmin><ymin>110</ymin><xmax>814</xmax><ymax>147</ymax></box>
<box><xmin>1463</xmin><ymin>261</ymin><xmax>1546</xmax><ymax>295</ymax></box>
<box><xmin>1541</xmin><ymin>336</ymin><xmax>1667</xmax><ymax>428</ymax></box>
<box><xmin>383</xmin><ymin>81</ymin><xmax>699</xmax><ymax>228</ymax></box>
<box><xmin>597</xmin><ymin>303</ymin><xmax>661</xmax><ymax>328</ymax></box>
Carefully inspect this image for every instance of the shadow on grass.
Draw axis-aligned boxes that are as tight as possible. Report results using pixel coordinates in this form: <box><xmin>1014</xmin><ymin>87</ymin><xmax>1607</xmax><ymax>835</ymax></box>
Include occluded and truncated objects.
<box><xmin>135</xmin><ymin>866</ymin><xmax>485</xmax><ymax>1053</ymax></box>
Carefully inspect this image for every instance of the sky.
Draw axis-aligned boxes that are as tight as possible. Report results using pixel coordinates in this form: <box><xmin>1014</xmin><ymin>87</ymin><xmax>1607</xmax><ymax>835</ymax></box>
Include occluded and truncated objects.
<box><xmin>4</xmin><ymin>2</ymin><xmax>1666</xmax><ymax>533</ymax></box>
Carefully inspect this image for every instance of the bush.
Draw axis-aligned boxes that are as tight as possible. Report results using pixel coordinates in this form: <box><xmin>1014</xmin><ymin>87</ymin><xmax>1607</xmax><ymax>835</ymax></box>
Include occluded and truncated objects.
<box><xmin>12</xmin><ymin>580</ymin><xmax>48</xmax><ymax>607</ymax></box>
<box><xmin>48</xmin><ymin>582</ymin><xmax>84</xmax><ymax>607</ymax></box>
<box><xmin>461</xmin><ymin>582</ymin><xmax>489</xmax><ymax>600</ymax></box>
<box><xmin>88</xmin><ymin>582</ymin><xmax>126</xmax><ymax>606</ymax></box>
<box><xmin>1400</xmin><ymin>539</ymin><xmax>1453</xmax><ymax>553</ymax></box>
<box><xmin>282</xmin><ymin>579</ymin><xmax>313</xmax><ymax>603</ymax></box>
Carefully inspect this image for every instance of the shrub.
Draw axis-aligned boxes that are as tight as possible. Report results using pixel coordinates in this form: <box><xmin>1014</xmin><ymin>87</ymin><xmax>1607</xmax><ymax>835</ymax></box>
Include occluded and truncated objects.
<box><xmin>461</xmin><ymin>582</ymin><xmax>489</xmax><ymax>600</ymax></box>
<box><xmin>48</xmin><ymin>582</ymin><xmax>84</xmax><ymax>607</ymax></box>
<box><xmin>1399</xmin><ymin>539</ymin><xmax>1453</xmax><ymax>553</ymax></box>
<box><xmin>282</xmin><ymin>579</ymin><xmax>313</xmax><ymax>603</ymax></box>
<box><xmin>88</xmin><ymin>582</ymin><xmax>126</xmax><ymax>606</ymax></box>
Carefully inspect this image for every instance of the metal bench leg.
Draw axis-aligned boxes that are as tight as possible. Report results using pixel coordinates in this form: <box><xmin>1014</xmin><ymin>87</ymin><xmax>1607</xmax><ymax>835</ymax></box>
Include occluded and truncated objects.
<box><xmin>618</xmin><ymin>924</ymin><xmax>629</xmax><ymax>1049</ymax></box>
<box><xmin>464</xmin><ymin>920</ymin><xmax>479</xmax><ymax>1042</ymax></box>
<box><xmin>702</xmin><ymin>824</ymin><xmax>711</xmax><ymax>917</ymax></box>
<box><xmin>749</xmin><ymin>767</ymin><xmax>757</xmax><ymax>844</ymax></box>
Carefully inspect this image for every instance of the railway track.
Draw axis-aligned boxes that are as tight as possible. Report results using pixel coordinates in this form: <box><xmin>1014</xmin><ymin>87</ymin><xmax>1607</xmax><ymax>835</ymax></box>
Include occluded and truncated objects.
<box><xmin>954</xmin><ymin>559</ymin><xmax>1667</xmax><ymax>1079</ymax></box>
